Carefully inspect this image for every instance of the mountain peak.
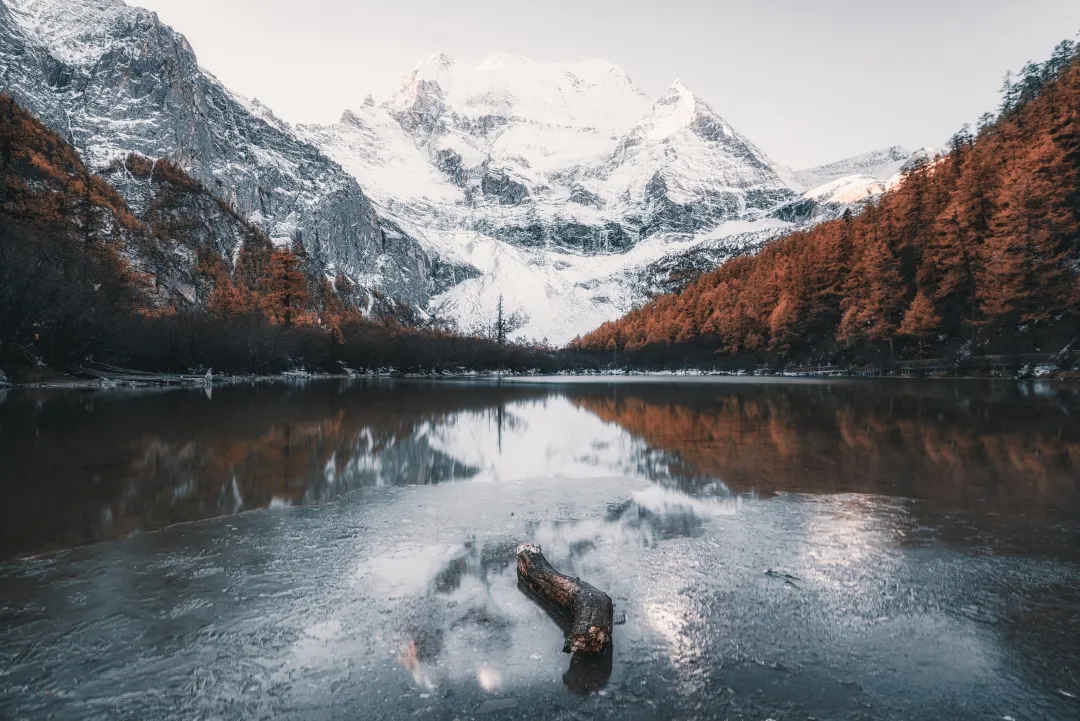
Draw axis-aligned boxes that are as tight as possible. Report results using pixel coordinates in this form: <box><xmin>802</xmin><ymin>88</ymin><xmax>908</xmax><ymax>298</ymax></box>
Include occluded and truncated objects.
<box><xmin>656</xmin><ymin>79</ymin><xmax>711</xmax><ymax>116</ymax></box>
<box><xmin>412</xmin><ymin>52</ymin><xmax>461</xmax><ymax>87</ymax></box>
<box><xmin>669</xmin><ymin>79</ymin><xmax>693</xmax><ymax>96</ymax></box>
<box><xmin>417</xmin><ymin>52</ymin><xmax>458</xmax><ymax>70</ymax></box>
<box><xmin>638</xmin><ymin>80</ymin><xmax>710</xmax><ymax>140</ymax></box>
<box><xmin>339</xmin><ymin>97</ymin><xmax>377</xmax><ymax>125</ymax></box>
<box><xmin>389</xmin><ymin>52</ymin><xmax>651</xmax><ymax>132</ymax></box>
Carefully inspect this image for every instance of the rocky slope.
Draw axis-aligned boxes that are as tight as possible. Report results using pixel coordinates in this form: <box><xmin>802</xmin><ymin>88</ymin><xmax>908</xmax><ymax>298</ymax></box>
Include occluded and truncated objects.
<box><xmin>0</xmin><ymin>92</ymin><xmax>259</xmax><ymax>314</ymax></box>
<box><xmin>0</xmin><ymin>0</ymin><xmax>462</xmax><ymax>308</ymax></box>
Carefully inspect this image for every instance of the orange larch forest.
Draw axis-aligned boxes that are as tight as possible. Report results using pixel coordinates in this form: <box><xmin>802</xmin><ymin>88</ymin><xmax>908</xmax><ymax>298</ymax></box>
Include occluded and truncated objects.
<box><xmin>576</xmin><ymin>41</ymin><xmax>1080</xmax><ymax>366</ymax></box>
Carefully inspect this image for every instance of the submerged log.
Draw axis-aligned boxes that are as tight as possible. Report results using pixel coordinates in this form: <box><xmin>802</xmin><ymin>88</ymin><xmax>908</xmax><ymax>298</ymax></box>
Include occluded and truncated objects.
<box><xmin>516</xmin><ymin>543</ymin><xmax>613</xmax><ymax>654</ymax></box>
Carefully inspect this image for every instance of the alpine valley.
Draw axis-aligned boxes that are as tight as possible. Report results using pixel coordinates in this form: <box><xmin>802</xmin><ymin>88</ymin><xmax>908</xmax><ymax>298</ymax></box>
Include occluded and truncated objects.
<box><xmin>0</xmin><ymin>0</ymin><xmax>936</xmax><ymax>344</ymax></box>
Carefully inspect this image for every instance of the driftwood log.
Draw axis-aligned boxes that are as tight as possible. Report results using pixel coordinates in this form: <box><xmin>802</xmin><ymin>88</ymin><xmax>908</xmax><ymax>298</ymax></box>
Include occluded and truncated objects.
<box><xmin>516</xmin><ymin>543</ymin><xmax>613</xmax><ymax>654</ymax></box>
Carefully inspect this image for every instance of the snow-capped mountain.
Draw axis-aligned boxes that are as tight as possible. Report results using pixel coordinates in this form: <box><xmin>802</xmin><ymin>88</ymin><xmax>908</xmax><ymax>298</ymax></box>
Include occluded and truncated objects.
<box><xmin>1</xmin><ymin>0</ymin><xmax>930</xmax><ymax>345</ymax></box>
<box><xmin>0</xmin><ymin>0</ymin><xmax>463</xmax><ymax>307</ymax></box>
<box><xmin>330</xmin><ymin>53</ymin><xmax>797</xmax><ymax>248</ymax></box>
<box><xmin>792</xmin><ymin>145</ymin><xmax>917</xmax><ymax>189</ymax></box>
<box><xmin>787</xmin><ymin>145</ymin><xmax>942</xmax><ymax>209</ymax></box>
<box><xmin>598</xmin><ymin>80</ymin><xmax>794</xmax><ymax>234</ymax></box>
<box><xmin>297</xmin><ymin>99</ymin><xmax>468</xmax><ymax>230</ymax></box>
<box><xmin>303</xmin><ymin>54</ymin><xmax>933</xmax><ymax>343</ymax></box>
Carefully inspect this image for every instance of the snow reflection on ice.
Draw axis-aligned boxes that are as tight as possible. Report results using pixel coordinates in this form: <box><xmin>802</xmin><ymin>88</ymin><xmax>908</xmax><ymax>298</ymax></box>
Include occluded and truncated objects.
<box><xmin>340</xmin><ymin>477</ymin><xmax>654</xmax><ymax>698</ymax></box>
<box><xmin>475</xmin><ymin>666</ymin><xmax>501</xmax><ymax>692</ymax></box>
<box><xmin>270</xmin><ymin>472</ymin><xmax>743</xmax><ymax>707</ymax></box>
<box><xmin>804</xmin><ymin>496</ymin><xmax>899</xmax><ymax>573</ymax></box>
<box><xmin>422</xmin><ymin>397</ymin><xmax>646</xmax><ymax>483</ymax></box>
<box><xmin>357</xmin><ymin>543</ymin><xmax>467</xmax><ymax>596</ymax></box>
<box><xmin>630</xmin><ymin>485</ymin><xmax>740</xmax><ymax>519</ymax></box>
<box><xmin>290</xmin><ymin>618</ymin><xmax>345</xmax><ymax>669</ymax></box>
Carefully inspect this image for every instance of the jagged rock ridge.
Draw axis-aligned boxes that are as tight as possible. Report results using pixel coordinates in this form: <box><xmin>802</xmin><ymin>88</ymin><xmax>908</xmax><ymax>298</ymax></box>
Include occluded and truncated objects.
<box><xmin>0</xmin><ymin>0</ymin><xmax>465</xmax><ymax>308</ymax></box>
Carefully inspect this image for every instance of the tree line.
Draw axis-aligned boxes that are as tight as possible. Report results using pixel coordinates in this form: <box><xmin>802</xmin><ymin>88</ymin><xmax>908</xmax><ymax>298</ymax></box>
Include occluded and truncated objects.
<box><xmin>576</xmin><ymin>39</ymin><xmax>1080</xmax><ymax>368</ymax></box>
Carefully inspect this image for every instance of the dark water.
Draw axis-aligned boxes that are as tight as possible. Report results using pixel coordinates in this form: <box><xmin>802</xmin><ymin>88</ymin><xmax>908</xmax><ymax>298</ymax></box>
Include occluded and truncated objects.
<box><xmin>1</xmin><ymin>378</ymin><xmax>1078</xmax><ymax>720</ymax></box>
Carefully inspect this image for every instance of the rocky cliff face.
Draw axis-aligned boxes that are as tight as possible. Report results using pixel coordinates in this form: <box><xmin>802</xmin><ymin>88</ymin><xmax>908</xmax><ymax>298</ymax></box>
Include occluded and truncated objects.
<box><xmin>0</xmin><ymin>0</ymin><xmax>458</xmax><ymax>308</ymax></box>
<box><xmin>0</xmin><ymin>1</ymin><xmax>65</xmax><ymax>130</ymax></box>
<box><xmin>1</xmin><ymin>91</ymin><xmax>423</xmax><ymax>333</ymax></box>
<box><xmin>1</xmin><ymin>92</ymin><xmax>242</xmax><ymax>312</ymax></box>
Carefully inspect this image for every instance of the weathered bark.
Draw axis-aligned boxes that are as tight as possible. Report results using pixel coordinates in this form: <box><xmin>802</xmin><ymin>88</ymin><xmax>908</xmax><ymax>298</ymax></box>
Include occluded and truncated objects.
<box><xmin>515</xmin><ymin>543</ymin><xmax>613</xmax><ymax>654</ymax></box>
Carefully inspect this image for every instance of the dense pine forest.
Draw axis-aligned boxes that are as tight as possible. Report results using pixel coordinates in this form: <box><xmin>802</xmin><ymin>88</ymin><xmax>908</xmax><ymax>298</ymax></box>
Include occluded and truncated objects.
<box><xmin>576</xmin><ymin>41</ymin><xmax>1080</xmax><ymax>372</ymax></box>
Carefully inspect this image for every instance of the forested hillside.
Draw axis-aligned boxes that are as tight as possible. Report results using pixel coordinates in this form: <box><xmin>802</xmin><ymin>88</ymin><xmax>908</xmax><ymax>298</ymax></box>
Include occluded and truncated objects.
<box><xmin>576</xmin><ymin>41</ymin><xmax>1080</xmax><ymax>368</ymax></box>
<box><xmin>0</xmin><ymin>95</ymin><xmax>566</xmax><ymax>378</ymax></box>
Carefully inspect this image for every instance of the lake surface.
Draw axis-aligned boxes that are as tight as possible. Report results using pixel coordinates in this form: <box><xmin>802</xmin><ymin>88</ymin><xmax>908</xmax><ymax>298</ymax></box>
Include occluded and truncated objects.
<box><xmin>1</xmin><ymin>378</ymin><xmax>1079</xmax><ymax>720</ymax></box>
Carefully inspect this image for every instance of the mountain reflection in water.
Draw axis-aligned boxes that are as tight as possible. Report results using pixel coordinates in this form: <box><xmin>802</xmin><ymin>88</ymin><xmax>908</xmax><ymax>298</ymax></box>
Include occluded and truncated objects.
<box><xmin>1</xmin><ymin>378</ymin><xmax>1078</xmax><ymax>559</ymax></box>
<box><xmin>2</xmin><ymin>378</ymin><xmax>1080</xmax><ymax>721</ymax></box>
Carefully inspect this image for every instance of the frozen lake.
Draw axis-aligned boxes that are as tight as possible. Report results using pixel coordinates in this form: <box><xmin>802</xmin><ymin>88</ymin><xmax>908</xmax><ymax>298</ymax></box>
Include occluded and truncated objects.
<box><xmin>1</xmin><ymin>378</ymin><xmax>1079</xmax><ymax>720</ymax></box>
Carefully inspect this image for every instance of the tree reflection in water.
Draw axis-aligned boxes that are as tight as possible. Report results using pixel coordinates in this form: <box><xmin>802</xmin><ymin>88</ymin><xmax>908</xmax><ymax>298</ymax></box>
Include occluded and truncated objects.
<box><xmin>2</xmin><ymin>378</ymin><xmax>1078</xmax><ymax>561</ymax></box>
<box><xmin>570</xmin><ymin>380</ymin><xmax>1080</xmax><ymax>515</ymax></box>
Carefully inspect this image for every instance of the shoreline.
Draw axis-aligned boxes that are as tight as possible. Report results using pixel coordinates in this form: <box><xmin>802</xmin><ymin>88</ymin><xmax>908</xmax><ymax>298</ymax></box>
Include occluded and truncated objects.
<box><xmin>3</xmin><ymin>365</ymin><xmax>1078</xmax><ymax>391</ymax></box>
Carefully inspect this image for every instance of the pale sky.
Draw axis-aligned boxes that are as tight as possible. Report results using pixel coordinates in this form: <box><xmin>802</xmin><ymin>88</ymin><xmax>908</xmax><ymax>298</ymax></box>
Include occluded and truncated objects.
<box><xmin>134</xmin><ymin>0</ymin><xmax>1080</xmax><ymax>169</ymax></box>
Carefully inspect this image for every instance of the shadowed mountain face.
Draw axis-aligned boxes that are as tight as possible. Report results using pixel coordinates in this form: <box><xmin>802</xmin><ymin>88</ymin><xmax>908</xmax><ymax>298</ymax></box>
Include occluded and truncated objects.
<box><xmin>3</xmin><ymin>378</ymin><xmax>1078</xmax><ymax>560</ymax></box>
<box><xmin>0</xmin><ymin>0</ymin><xmax>458</xmax><ymax>307</ymax></box>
